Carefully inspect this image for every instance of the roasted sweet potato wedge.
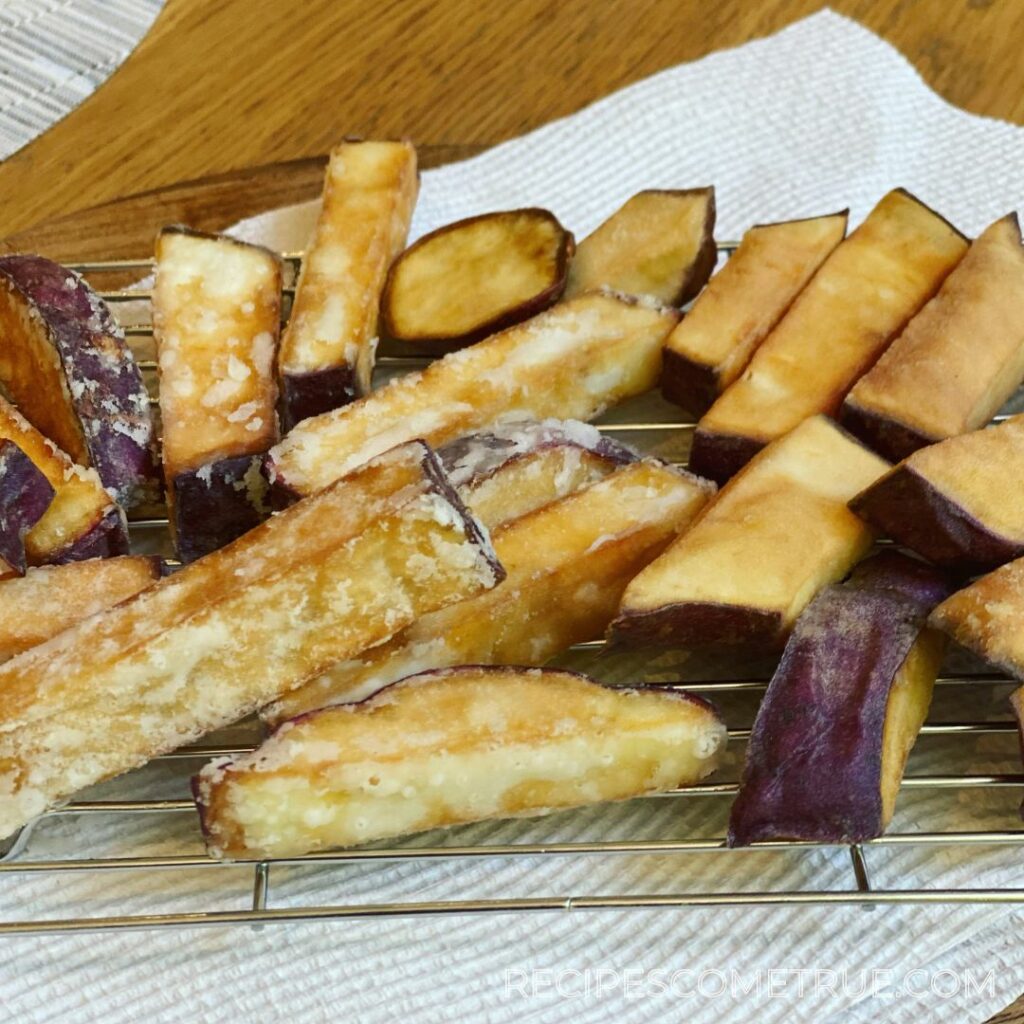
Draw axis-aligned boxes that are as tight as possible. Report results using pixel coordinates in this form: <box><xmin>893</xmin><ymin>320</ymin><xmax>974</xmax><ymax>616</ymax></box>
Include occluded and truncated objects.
<box><xmin>690</xmin><ymin>190</ymin><xmax>968</xmax><ymax>483</ymax></box>
<box><xmin>0</xmin><ymin>255</ymin><xmax>160</xmax><ymax>512</ymax></box>
<box><xmin>280</xmin><ymin>141</ymin><xmax>418</xmax><ymax>426</ymax></box>
<box><xmin>381</xmin><ymin>208</ymin><xmax>572</xmax><ymax>352</ymax></box>
<box><xmin>263</xmin><ymin>457</ymin><xmax>712</xmax><ymax>723</ymax></box>
<box><xmin>265</xmin><ymin>291</ymin><xmax>678</xmax><ymax>501</ymax></box>
<box><xmin>0</xmin><ymin>441</ymin><xmax>54</xmax><ymax>578</ymax></box>
<box><xmin>609</xmin><ymin>416</ymin><xmax>888</xmax><ymax>650</ymax></box>
<box><xmin>851</xmin><ymin>415</ymin><xmax>1024</xmax><ymax>572</ymax></box>
<box><xmin>842</xmin><ymin>214</ymin><xmax>1024</xmax><ymax>460</ymax></box>
<box><xmin>199</xmin><ymin>666</ymin><xmax>727</xmax><ymax>858</ymax></box>
<box><xmin>438</xmin><ymin>418</ymin><xmax>635</xmax><ymax>529</ymax></box>
<box><xmin>728</xmin><ymin>553</ymin><xmax>952</xmax><ymax>846</ymax></box>
<box><xmin>930</xmin><ymin>558</ymin><xmax>1024</xmax><ymax>680</ymax></box>
<box><xmin>0</xmin><ymin>440</ymin><xmax>503</xmax><ymax>839</ymax></box>
<box><xmin>0</xmin><ymin>396</ymin><xmax>127</xmax><ymax>565</ymax></box>
<box><xmin>564</xmin><ymin>188</ymin><xmax>716</xmax><ymax>305</ymax></box>
<box><xmin>0</xmin><ymin>555</ymin><xmax>161</xmax><ymax>663</ymax></box>
<box><xmin>154</xmin><ymin>227</ymin><xmax>282</xmax><ymax>562</ymax></box>
<box><xmin>662</xmin><ymin>212</ymin><xmax>847</xmax><ymax>415</ymax></box>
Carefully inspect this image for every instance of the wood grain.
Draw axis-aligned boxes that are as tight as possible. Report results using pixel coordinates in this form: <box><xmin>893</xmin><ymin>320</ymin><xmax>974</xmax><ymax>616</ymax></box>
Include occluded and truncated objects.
<box><xmin>1</xmin><ymin>2</ymin><xmax>1023</xmax><ymax>1019</ymax></box>
<box><xmin>2</xmin><ymin>0</ymin><xmax>1024</xmax><ymax>239</ymax></box>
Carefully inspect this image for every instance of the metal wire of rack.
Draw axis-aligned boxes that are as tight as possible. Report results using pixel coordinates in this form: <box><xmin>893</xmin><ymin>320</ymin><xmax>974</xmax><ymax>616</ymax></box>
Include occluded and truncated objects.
<box><xmin>1</xmin><ymin>243</ymin><xmax>1022</xmax><ymax>936</ymax></box>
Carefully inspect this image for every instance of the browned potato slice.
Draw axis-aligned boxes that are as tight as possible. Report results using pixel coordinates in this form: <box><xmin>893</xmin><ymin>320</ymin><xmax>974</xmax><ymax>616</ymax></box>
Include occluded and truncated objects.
<box><xmin>662</xmin><ymin>212</ymin><xmax>847</xmax><ymax>415</ymax></box>
<box><xmin>263</xmin><ymin>458</ymin><xmax>712</xmax><ymax>724</ymax></box>
<box><xmin>154</xmin><ymin>227</ymin><xmax>282</xmax><ymax>561</ymax></box>
<box><xmin>0</xmin><ymin>441</ymin><xmax>502</xmax><ymax>840</ymax></box>
<box><xmin>381</xmin><ymin>208</ymin><xmax>572</xmax><ymax>351</ymax></box>
<box><xmin>690</xmin><ymin>190</ymin><xmax>968</xmax><ymax>483</ymax></box>
<box><xmin>565</xmin><ymin>188</ymin><xmax>716</xmax><ymax>304</ymax></box>
<box><xmin>930</xmin><ymin>558</ymin><xmax>1024</xmax><ymax>680</ymax></box>
<box><xmin>609</xmin><ymin>416</ymin><xmax>888</xmax><ymax>650</ymax></box>
<box><xmin>842</xmin><ymin>214</ymin><xmax>1024</xmax><ymax>460</ymax></box>
<box><xmin>266</xmin><ymin>292</ymin><xmax>678</xmax><ymax>501</ymax></box>
<box><xmin>0</xmin><ymin>556</ymin><xmax>161</xmax><ymax>663</ymax></box>
<box><xmin>197</xmin><ymin>666</ymin><xmax>727</xmax><ymax>858</ymax></box>
<box><xmin>280</xmin><ymin>140</ymin><xmax>418</xmax><ymax>425</ymax></box>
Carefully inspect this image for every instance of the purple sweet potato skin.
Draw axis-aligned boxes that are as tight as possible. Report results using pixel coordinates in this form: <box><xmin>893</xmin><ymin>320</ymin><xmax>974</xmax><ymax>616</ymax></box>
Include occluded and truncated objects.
<box><xmin>728</xmin><ymin>552</ymin><xmax>953</xmax><ymax>846</ymax></box>
<box><xmin>850</xmin><ymin>465</ymin><xmax>1021</xmax><ymax>573</ymax></box>
<box><xmin>437</xmin><ymin>419</ymin><xmax>638</xmax><ymax>489</ymax></box>
<box><xmin>687</xmin><ymin>427</ymin><xmax>765</xmax><ymax>484</ymax></box>
<box><xmin>45</xmin><ymin>504</ymin><xmax>130</xmax><ymax>564</ymax></box>
<box><xmin>609</xmin><ymin>602</ymin><xmax>784</xmax><ymax>651</ymax></box>
<box><xmin>172</xmin><ymin>454</ymin><xmax>270</xmax><ymax>563</ymax></box>
<box><xmin>0</xmin><ymin>440</ymin><xmax>55</xmax><ymax>575</ymax></box>
<box><xmin>840</xmin><ymin>400</ymin><xmax>938</xmax><ymax>463</ymax></box>
<box><xmin>0</xmin><ymin>255</ymin><xmax>160</xmax><ymax>511</ymax></box>
<box><xmin>281</xmin><ymin>365</ymin><xmax>363</xmax><ymax>433</ymax></box>
<box><xmin>661</xmin><ymin>347</ymin><xmax>721</xmax><ymax>418</ymax></box>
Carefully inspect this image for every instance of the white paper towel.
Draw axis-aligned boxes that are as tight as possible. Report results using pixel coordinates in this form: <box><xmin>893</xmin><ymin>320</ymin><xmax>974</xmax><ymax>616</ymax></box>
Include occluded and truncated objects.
<box><xmin>3</xmin><ymin>10</ymin><xmax>1024</xmax><ymax>1024</ymax></box>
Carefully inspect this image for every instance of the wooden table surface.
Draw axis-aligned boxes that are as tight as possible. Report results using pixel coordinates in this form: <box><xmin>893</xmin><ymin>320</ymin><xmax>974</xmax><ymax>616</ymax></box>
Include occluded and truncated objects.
<box><xmin>2</xmin><ymin>0</ymin><xmax>1024</xmax><ymax>1017</ymax></box>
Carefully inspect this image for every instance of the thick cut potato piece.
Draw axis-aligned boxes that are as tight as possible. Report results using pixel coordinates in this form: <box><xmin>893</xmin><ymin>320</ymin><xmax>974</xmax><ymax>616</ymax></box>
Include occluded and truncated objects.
<box><xmin>728</xmin><ymin>553</ymin><xmax>951</xmax><ymax>846</ymax></box>
<box><xmin>662</xmin><ymin>212</ymin><xmax>847</xmax><ymax>415</ymax></box>
<box><xmin>0</xmin><ymin>255</ymin><xmax>160</xmax><ymax>512</ymax></box>
<box><xmin>929</xmin><ymin>558</ymin><xmax>1024</xmax><ymax>679</ymax></box>
<box><xmin>851</xmin><ymin>414</ymin><xmax>1024</xmax><ymax>572</ymax></box>
<box><xmin>280</xmin><ymin>141</ymin><xmax>418</xmax><ymax>426</ymax></box>
<box><xmin>263</xmin><ymin>458</ymin><xmax>713</xmax><ymax>723</ymax></box>
<box><xmin>690</xmin><ymin>190</ymin><xmax>968</xmax><ymax>483</ymax></box>
<box><xmin>842</xmin><ymin>214</ymin><xmax>1024</xmax><ymax>459</ymax></box>
<box><xmin>265</xmin><ymin>292</ymin><xmax>678</xmax><ymax>500</ymax></box>
<box><xmin>381</xmin><ymin>208</ymin><xmax>572</xmax><ymax>351</ymax></box>
<box><xmin>0</xmin><ymin>555</ymin><xmax>161</xmax><ymax>663</ymax></box>
<box><xmin>154</xmin><ymin>227</ymin><xmax>282</xmax><ymax>561</ymax></box>
<box><xmin>609</xmin><ymin>416</ymin><xmax>888</xmax><ymax>650</ymax></box>
<box><xmin>437</xmin><ymin>418</ymin><xmax>635</xmax><ymax>529</ymax></box>
<box><xmin>198</xmin><ymin>666</ymin><xmax>727</xmax><ymax>858</ymax></box>
<box><xmin>564</xmin><ymin>189</ymin><xmax>716</xmax><ymax>304</ymax></box>
<box><xmin>0</xmin><ymin>441</ymin><xmax>54</xmax><ymax>578</ymax></box>
<box><xmin>0</xmin><ymin>396</ymin><xmax>127</xmax><ymax>564</ymax></box>
<box><xmin>0</xmin><ymin>441</ymin><xmax>502</xmax><ymax>840</ymax></box>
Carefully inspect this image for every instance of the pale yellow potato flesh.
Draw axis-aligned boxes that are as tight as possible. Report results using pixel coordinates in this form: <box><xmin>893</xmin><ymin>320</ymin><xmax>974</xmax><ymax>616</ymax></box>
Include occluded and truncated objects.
<box><xmin>878</xmin><ymin>628</ymin><xmax>947</xmax><ymax>826</ymax></box>
<box><xmin>0</xmin><ymin>556</ymin><xmax>160</xmax><ymax>663</ymax></box>
<box><xmin>615</xmin><ymin>416</ymin><xmax>888</xmax><ymax>639</ymax></box>
<box><xmin>665</xmin><ymin>212</ymin><xmax>847</xmax><ymax>391</ymax></box>
<box><xmin>280</xmin><ymin>141</ymin><xmax>418</xmax><ymax>386</ymax></box>
<box><xmin>267</xmin><ymin>292</ymin><xmax>678</xmax><ymax>496</ymax></box>
<box><xmin>930</xmin><ymin>558</ymin><xmax>1024</xmax><ymax>678</ymax></box>
<box><xmin>0</xmin><ymin>396</ymin><xmax>122</xmax><ymax>565</ymax></box>
<box><xmin>263</xmin><ymin>459</ymin><xmax>713</xmax><ymax>724</ymax></box>
<box><xmin>154</xmin><ymin>229</ymin><xmax>282</xmax><ymax>477</ymax></box>
<box><xmin>0</xmin><ymin>442</ymin><xmax>501</xmax><ymax>840</ymax></box>
<box><xmin>699</xmin><ymin>190</ymin><xmax>968</xmax><ymax>446</ymax></box>
<box><xmin>198</xmin><ymin>667</ymin><xmax>727</xmax><ymax>858</ymax></box>
<box><xmin>845</xmin><ymin>214</ymin><xmax>1024</xmax><ymax>442</ymax></box>
<box><xmin>565</xmin><ymin>189</ymin><xmax>714</xmax><ymax>303</ymax></box>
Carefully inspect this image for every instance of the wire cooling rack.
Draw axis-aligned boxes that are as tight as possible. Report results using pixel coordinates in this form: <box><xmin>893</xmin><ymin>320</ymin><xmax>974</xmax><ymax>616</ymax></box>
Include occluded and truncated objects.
<box><xmin>1</xmin><ymin>242</ymin><xmax>1023</xmax><ymax>937</ymax></box>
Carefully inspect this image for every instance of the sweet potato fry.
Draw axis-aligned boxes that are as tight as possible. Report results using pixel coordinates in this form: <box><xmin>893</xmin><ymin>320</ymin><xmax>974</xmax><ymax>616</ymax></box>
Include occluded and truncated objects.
<box><xmin>198</xmin><ymin>666</ymin><xmax>727</xmax><ymax>858</ymax></box>
<box><xmin>0</xmin><ymin>441</ymin><xmax>54</xmax><ymax>578</ymax></box>
<box><xmin>280</xmin><ymin>140</ymin><xmax>418</xmax><ymax>425</ymax></box>
<box><xmin>265</xmin><ymin>291</ymin><xmax>678</xmax><ymax>501</ymax></box>
<box><xmin>0</xmin><ymin>441</ymin><xmax>502</xmax><ymax>839</ymax></box>
<box><xmin>0</xmin><ymin>555</ymin><xmax>161</xmax><ymax>663</ymax></box>
<box><xmin>263</xmin><ymin>457</ymin><xmax>712</xmax><ymax>723</ymax></box>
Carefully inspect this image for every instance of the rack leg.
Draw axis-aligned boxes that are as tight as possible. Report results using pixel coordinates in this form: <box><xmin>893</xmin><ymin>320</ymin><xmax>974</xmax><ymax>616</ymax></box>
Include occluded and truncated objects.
<box><xmin>250</xmin><ymin>861</ymin><xmax>270</xmax><ymax>931</ymax></box>
<box><xmin>849</xmin><ymin>844</ymin><xmax>875</xmax><ymax>912</ymax></box>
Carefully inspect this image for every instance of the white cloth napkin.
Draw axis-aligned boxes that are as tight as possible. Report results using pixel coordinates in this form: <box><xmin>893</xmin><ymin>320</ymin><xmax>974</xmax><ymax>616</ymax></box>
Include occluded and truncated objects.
<box><xmin>4</xmin><ymin>10</ymin><xmax>1024</xmax><ymax>1024</ymax></box>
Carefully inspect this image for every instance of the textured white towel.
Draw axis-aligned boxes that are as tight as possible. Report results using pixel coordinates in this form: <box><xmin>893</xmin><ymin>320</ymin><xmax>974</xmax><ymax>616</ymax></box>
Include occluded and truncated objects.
<box><xmin>3</xmin><ymin>10</ymin><xmax>1024</xmax><ymax>1024</ymax></box>
<box><xmin>0</xmin><ymin>0</ymin><xmax>164</xmax><ymax>159</ymax></box>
